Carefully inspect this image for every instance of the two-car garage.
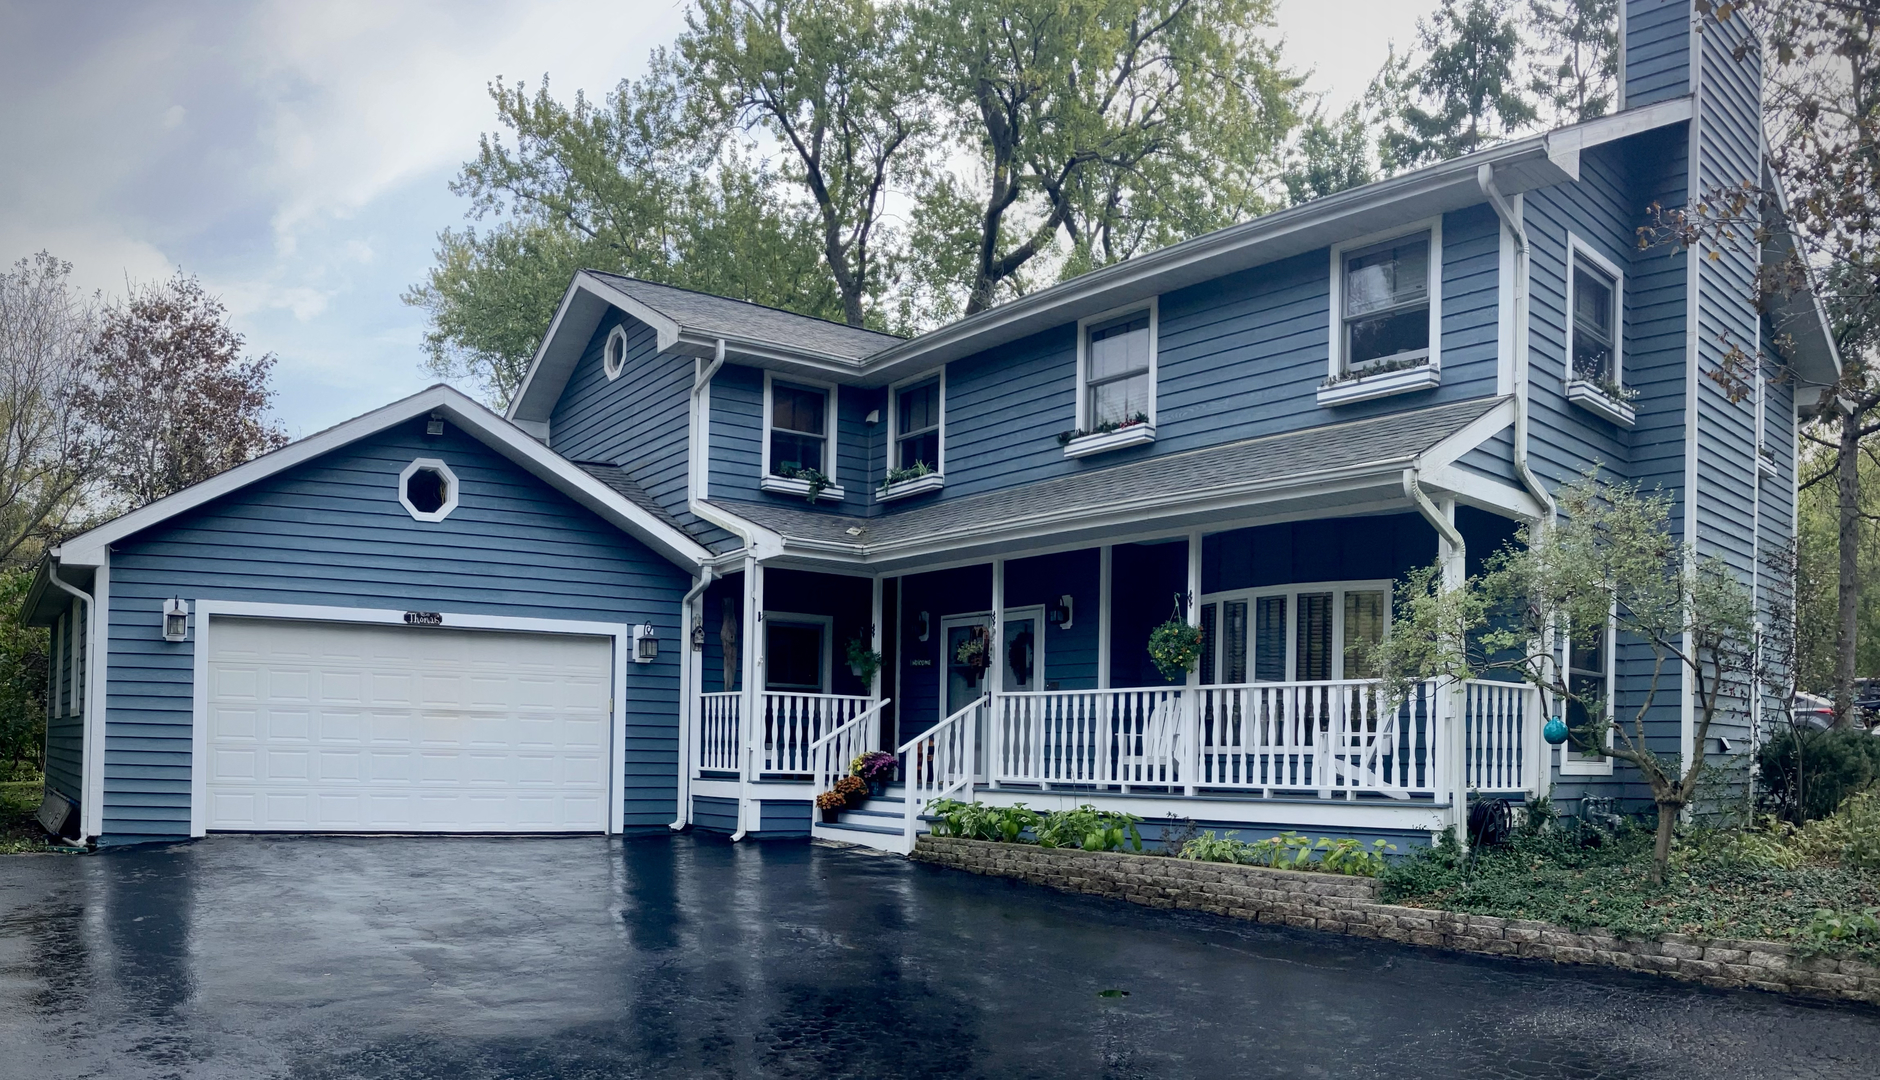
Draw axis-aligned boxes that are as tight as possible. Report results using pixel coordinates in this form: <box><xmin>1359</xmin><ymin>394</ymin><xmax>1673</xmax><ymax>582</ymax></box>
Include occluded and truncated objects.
<box><xmin>202</xmin><ymin>616</ymin><xmax>615</xmax><ymax>834</ymax></box>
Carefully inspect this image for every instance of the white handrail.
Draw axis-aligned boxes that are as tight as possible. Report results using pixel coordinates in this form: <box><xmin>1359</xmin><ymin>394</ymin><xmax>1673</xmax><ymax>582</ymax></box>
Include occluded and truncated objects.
<box><xmin>810</xmin><ymin>698</ymin><xmax>890</xmax><ymax>796</ymax></box>
<box><xmin>899</xmin><ymin>694</ymin><xmax>987</xmax><ymax>847</ymax></box>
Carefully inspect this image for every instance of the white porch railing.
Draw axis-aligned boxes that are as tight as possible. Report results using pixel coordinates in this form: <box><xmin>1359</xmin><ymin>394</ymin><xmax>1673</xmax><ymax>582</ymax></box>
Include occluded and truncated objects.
<box><xmin>987</xmin><ymin>678</ymin><xmax>1540</xmax><ymax>801</ymax></box>
<box><xmin>901</xmin><ymin>694</ymin><xmax>985</xmax><ymax>847</ymax></box>
<box><xmin>811</xmin><ymin>699</ymin><xmax>890</xmax><ymax>796</ymax></box>
<box><xmin>697</xmin><ymin>692</ymin><xmax>743</xmax><ymax>773</ymax></box>
<box><xmin>765</xmin><ymin>693</ymin><xmax>873</xmax><ymax>775</ymax></box>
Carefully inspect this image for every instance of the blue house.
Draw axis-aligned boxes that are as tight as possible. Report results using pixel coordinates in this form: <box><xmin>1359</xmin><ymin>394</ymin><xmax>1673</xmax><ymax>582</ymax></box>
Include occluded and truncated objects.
<box><xmin>26</xmin><ymin>2</ymin><xmax>1838</xmax><ymax>852</ymax></box>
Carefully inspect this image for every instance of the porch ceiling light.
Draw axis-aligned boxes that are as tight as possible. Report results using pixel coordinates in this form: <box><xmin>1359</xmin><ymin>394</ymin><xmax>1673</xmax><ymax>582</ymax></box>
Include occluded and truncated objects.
<box><xmin>162</xmin><ymin>597</ymin><xmax>189</xmax><ymax>642</ymax></box>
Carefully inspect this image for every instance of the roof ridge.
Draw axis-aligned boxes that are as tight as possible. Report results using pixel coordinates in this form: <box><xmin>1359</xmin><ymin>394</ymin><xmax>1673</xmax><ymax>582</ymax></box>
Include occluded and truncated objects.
<box><xmin>587</xmin><ymin>270</ymin><xmax>907</xmax><ymax>341</ymax></box>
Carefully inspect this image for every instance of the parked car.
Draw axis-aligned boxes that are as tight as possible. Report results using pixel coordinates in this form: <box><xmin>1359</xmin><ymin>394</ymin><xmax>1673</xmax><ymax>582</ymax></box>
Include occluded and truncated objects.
<box><xmin>1792</xmin><ymin>692</ymin><xmax>1835</xmax><ymax>730</ymax></box>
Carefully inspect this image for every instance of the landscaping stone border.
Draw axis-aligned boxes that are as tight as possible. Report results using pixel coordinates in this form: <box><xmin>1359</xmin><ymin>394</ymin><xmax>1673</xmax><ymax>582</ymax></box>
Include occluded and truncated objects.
<box><xmin>912</xmin><ymin>836</ymin><xmax>1880</xmax><ymax>1006</ymax></box>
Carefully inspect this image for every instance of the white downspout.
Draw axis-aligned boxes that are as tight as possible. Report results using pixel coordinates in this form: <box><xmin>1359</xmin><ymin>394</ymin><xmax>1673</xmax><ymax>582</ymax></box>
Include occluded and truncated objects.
<box><xmin>44</xmin><ymin>559</ymin><xmax>95</xmax><ymax>840</ymax></box>
<box><xmin>671</xmin><ymin>564</ymin><xmax>715</xmax><ymax>831</ymax></box>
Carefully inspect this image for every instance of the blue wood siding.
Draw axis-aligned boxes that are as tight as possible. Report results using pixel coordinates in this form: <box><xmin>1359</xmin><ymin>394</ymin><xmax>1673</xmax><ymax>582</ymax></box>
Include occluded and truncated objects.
<box><xmin>893</xmin><ymin>565</ymin><xmax>991</xmax><ymax>745</ymax></box>
<box><xmin>759</xmin><ymin>798</ymin><xmax>811</xmax><ymax>837</ymax></box>
<box><xmin>1004</xmin><ymin>549</ymin><xmax>1101</xmax><ymax>692</ymax></box>
<box><xmin>549</xmin><ymin>311</ymin><xmax>734</xmax><ymax>548</ymax></box>
<box><xmin>100</xmin><ymin>418</ymin><xmax>690</xmax><ymax>845</ymax></box>
<box><xmin>692</xmin><ymin>794</ymin><xmax>738</xmax><ymax>833</ymax></box>
<box><xmin>1624</xmin><ymin>0</ymin><xmax>1693</xmax><ymax>108</ymax></box>
<box><xmin>708</xmin><ymin>363</ymin><xmax>765</xmax><ymax>503</ymax></box>
<box><xmin>1203</xmin><ymin>514</ymin><xmax>1441</xmax><ymax>595</ymax></box>
<box><xmin>763</xmin><ymin>569</ymin><xmax>875</xmax><ymax>697</ymax></box>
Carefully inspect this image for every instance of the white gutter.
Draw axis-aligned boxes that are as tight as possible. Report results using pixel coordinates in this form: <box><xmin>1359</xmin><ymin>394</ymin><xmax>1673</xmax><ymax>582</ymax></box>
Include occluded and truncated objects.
<box><xmin>687</xmin><ymin>339</ymin><xmax>785</xmax><ymax>556</ymax></box>
<box><xmin>670</xmin><ymin>564</ymin><xmax>716</xmax><ymax>831</ymax></box>
<box><xmin>1478</xmin><ymin>165</ymin><xmax>1557</xmax><ymax>522</ymax></box>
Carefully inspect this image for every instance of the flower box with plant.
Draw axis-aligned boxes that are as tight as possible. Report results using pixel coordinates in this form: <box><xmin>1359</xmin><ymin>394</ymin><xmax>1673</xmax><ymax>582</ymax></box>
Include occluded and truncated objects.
<box><xmin>760</xmin><ymin>465</ymin><xmax>845</xmax><ymax>504</ymax></box>
<box><xmin>1057</xmin><ymin>412</ymin><xmax>1154</xmax><ymax>458</ymax></box>
<box><xmin>1315</xmin><ymin>355</ymin><xmax>1440</xmax><ymax>406</ymax></box>
<box><xmin>1146</xmin><ymin>595</ymin><xmax>1203</xmax><ymax>681</ymax></box>
<box><xmin>845</xmin><ymin>636</ymin><xmax>882</xmax><ymax>683</ymax></box>
<box><xmin>850</xmin><ymin>750</ymin><xmax>898</xmax><ymax>794</ymax></box>
<box><xmin>878</xmin><ymin>460</ymin><xmax>943</xmax><ymax>501</ymax></box>
<box><xmin>1564</xmin><ymin>374</ymin><xmax>1638</xmax><ymax>427</ymax></box>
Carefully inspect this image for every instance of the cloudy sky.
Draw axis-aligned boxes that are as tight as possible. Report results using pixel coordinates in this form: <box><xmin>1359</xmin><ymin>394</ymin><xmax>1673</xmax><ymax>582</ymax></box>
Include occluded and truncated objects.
<box><xmin>0</xmin><ymin>0</ymin><xmax>1434</xmax><ymax>437</ymax></box>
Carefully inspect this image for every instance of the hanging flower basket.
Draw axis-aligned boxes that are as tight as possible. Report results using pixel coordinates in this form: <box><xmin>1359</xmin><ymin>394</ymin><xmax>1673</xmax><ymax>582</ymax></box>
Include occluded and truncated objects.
<box><xmin>956</xmin><ymin>628</ymin><xmax>989</xmax><ymax>686</ymax></box>
<box><xmin>1146</xmin><ymin>594</ymin><xmax>1203</xmax><ymax>681</ymax></box>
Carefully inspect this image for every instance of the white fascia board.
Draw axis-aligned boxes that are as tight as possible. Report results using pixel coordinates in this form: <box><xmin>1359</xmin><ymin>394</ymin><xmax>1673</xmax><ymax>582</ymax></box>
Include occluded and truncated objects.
<box><xmin>508</xmin><ymin>273</ymin><xmax>682</xmax><ymax>426</ymax></box>
<box><xmin>1421</xmin><ymin>464</ymin><xmax>1546</xmax><ymax>520</ymax></box>
<box><xmin>56</xmin><ymin>384</ymin><xmax>711</xmax><ymax>571</ymax></box>
<box><xmin>1761</xmin><ymin>164</ymin><xmax>1844</xmax><ymax>393</ymax></box>
<box><xmin>1543</xmin><ymin>95</ymin><xmax>1694</xmax><ymax>179</ymax></box>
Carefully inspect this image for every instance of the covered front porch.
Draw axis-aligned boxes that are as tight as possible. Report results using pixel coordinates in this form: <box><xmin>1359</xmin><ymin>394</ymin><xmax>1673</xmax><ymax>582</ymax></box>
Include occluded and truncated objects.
<box><xmin>679</xmin><ymin>505</ymin><xmax>1544</xmax><ymax>853</ymax></box>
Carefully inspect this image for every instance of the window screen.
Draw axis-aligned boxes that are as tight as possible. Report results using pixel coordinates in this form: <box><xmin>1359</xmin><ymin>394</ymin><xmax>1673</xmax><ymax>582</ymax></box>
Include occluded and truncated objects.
<box><xmin>770</xmin><ymin>383</ymin><xmax>828</xmax><ymax>476</ymax></box>
<box><xmin>1085</xmin><ymin>314</ymin><xmax>1151</xmax><ymax>427</ymax></box>
<box><xmin>1343</xmin><ymin>233</ymin><xmax>1431</xmax><ymax>370</ymax></box>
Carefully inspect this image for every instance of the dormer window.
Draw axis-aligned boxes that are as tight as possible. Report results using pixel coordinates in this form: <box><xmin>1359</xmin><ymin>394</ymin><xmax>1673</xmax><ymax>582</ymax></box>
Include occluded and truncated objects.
<box><xmin>1341</xmin><ymin>231</ymin><xmax>1431</xmax><ymax>373</ymax></box>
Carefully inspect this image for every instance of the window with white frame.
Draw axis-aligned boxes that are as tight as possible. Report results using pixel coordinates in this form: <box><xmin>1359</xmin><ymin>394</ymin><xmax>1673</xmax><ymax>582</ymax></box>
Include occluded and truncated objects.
<box><xmin>765</xmin><ymin>617</ymin><xmax>829</xmax><ymax>692</ymax></box>
<box><xmin>602</xmin><ymin>325</ymin><xmax>629</xmax><ymax>381</ymax></box>
<box><xmin>1565</xmin><ymin>619</ymin><xmax>1614</xmax><ymax>767</ymax></box>
<box><xmin>767</xmin><ymin>380</ymin><xmax>831</xmax><ymax>478</ymax></box>
<box><xmin>1341</xmin><ymin>232</ymin><xmax>1432</xmax><ymax>373</ymax></box>
<box><xmin>1571</xmin><ymin>263</ymin><xmax>1618</xmax><ymax>384</ymax></box>
<box><xmin>1080</xmin><ymin>307</ymin><xmax>1154</xmax><ymax>429</ymax></box>
<box><xmin>893</xmin><ymin>376</ymin><xmax>942</xmax><ymax>472</ymax></box>
<box><xmin>1198</xmin><ymin>582</ymin><xmax>1390</xmax><ymax>684</ymax></box>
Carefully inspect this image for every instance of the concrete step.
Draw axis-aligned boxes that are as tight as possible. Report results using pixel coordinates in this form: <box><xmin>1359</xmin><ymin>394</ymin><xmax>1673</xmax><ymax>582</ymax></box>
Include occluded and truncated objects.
<box><xmin>819</xmin><ymin>817</ymin><xmax>903</xmax><ymax>837</ymax></box>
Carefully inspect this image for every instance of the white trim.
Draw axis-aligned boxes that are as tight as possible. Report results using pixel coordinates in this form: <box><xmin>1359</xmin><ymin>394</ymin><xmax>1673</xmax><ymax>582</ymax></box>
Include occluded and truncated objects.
<box><xmin>1074</xmin><ymin>298</ymin><xmax>1160</xmax><ymax>434</ymax></box>
<box><xmin>758</xmin><ymin>476</ymin><xmax>848</xmax><ymax>502</ymax></box>
<box><xmin>1097</xmin><ymin>545</ymin><xmax>1112</xmax><ymax>689</ymax></box>
<box><xmin>1559</xmin><ymin>610</ymin><xmax>1617</xmax><ymax>776</ymax></box>
<box><xmin>1328</xmin><ymin>216</ymin><xmax>1444</xmax><ymax>381</ymax></box>
<box><xmin>885</xmin><ymin>368</ymin><xmax>946</xmax><ymax>480</ymax></box>
<box><xmin>877</xmin><ymin>472</ymin><xmax>945</xmax><ymax>502</ymax></box>
<box><xmin>761</xmin><ymin>371</ymin><xmax>840</xmax><ymax>488</ymax></box>
<box><xmin>1497</xmin><ymin>204</ymin><xmax>1517</xmax><ymax>396</ymax></box>
<box><xmin>1565</xmin><ymin>380</ymin><xmax>1637</xmax><ymax>427</ymax></box>
<box><xmin>1061</xmin><ymin>423</ymin><xmax>1156</xmax><ymax>457</ymax></box>
<box><xmin>396</xmin><ymin>458</ymin><xmax>460</xmax><ymax>522</ymax></box>
<box><xmin>602</xmin><ymin>324</ymin><xmax>629</xmax><ymax>381</ymax></box>
<box><xmin>54</xmin><ymin>384</ymin><xmax>710</xmax><ymax>571</ymax></box>
<box><xmin>1680</xmin><ymin>53</ymin><xmax>1703</xmax><ymax>774</ymax></box>
<box><xmin>1316</xmin><ymin>366</ymin><xmax>1441</xmax><ymax>407</ymax></box>
<box><xmin>1565</xmin><ymin>232</ymin><xmax>1626</xmax><ymax>387</ymax></box>
<box><xmin>187</xmin><ymin>600</ymin><xmax>633</xmax><ymax>839</ymax></box>
<box><xmin>763</xmin><ymin>611</ymin><xmax>834</xmax><ymax>694</ymax></box>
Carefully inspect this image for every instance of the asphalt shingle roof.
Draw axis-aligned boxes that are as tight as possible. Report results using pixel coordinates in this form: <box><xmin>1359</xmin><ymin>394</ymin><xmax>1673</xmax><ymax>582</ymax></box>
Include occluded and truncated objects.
<box><xmin>572</xmin><ymin>461</ymin><xmax>743</xmax><ymax>554</ymax></box>
<box><xmin>705</xmin><ymin>397</ymin><xmax>1506</xmax><ymax>552</ymax></box>
<box><xmin>589</xmin><ymin>272</ymin><xmax>903</xmax><ymax>361</ymax></box>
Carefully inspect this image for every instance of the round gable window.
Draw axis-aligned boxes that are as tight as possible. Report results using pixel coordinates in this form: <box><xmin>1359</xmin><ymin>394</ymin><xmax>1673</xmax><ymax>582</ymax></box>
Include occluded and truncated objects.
<box><xmin>603</xmin><ymin>325</ymin><xmax>628</xmax><ymax>381</ymax></box>
<box><xmin>398</xmin><ymin>458</ymin><xmax>460</xmax><ymax>522</ymax></box>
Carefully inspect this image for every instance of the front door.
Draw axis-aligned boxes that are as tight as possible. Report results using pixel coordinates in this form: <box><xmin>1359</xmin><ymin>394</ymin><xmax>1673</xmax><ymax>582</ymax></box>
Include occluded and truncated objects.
<box><xmin>941</xmin><ymin>608</ymin><xmax>1044</xmax><ymax>781</ymax></box>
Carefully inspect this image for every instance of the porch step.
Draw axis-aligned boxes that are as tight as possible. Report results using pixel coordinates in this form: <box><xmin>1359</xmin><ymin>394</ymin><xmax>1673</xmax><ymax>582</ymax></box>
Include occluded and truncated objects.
<box><xmin>811</xmin><ymin>818</ymin><xmax>914</xmax><ymax>855</ymax></box>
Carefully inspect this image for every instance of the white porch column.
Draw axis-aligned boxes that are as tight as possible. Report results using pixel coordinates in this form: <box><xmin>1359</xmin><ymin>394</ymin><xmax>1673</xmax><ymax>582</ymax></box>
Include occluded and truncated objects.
<box><xmin>736</xmin><ymin>555</ymin><xmax>764</xmax><ymax>839</ymax></box>
<box><xmin>1097</xmin><ymin>545</ymin><xmax>1113</xmax><ymax>689</ymax></box>
<box><xmin>988</xmin><ymin>558</ymin><xmax>1004</xmax><ymax>789</ymax></box>
<box><xmin>869</xmin><ymin>575</ymin><xmax>884</xmax><ymax>751</ymax></box>
<box><xmin>1437</xmin><ymin>498</ymin><xmax>1469</xmax><ymax>843</ymax></box>
<box><xmin>1184</xmin><ymin>531</ymin><xmax>1202</xmax><ymax>796</ymax></box>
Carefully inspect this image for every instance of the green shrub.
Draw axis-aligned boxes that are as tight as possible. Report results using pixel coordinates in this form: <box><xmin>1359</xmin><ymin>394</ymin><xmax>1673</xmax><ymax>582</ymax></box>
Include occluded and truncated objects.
<box><xmin>927</xmin><ymin>799</ymin><xmax>1039</xmax><ymax>842</ymax></box>
<box><xmin>1177</xmin><ymin>829</ymin><xmax>1394</xmax><ymax>876</ymax></box>
<box><xmin>1757</xmin><ymin>728</ymin><xmax>1880</xmax><ymax>822</ymax></box>
<box><xmin>1035</xmin><ymin>805</ymin><xmax>1142</xmax><ymax>852</ymax></box>
<box><xmin>1176</xmin><ymin>831</ymin><xmax>1259</xmax><ymax>864</ymax></box>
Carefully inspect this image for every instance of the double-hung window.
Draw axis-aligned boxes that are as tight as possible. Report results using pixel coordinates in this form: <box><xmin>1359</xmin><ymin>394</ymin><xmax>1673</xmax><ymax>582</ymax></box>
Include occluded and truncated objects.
<box><xmin>1084</xmin><ymin>313</ymin><xmax>1153</xmax><ymax>428</ymax></box>
<box><xmin>1564</xmin><ymin>619</ymin><xmax>1614</xmax><ymax>770</ymax></box>
<box><xmin>768</xmin><ymin>381</ymin><xmax>829</xmax><ymax>477</ymax></box>
<box><xmin>1571</xmin><ymin>264</ymin><xmax>1617</xmax><ymax>383</ymax></box>
<box><xmin>1341</xmin><ymin>232</ymin><xmax>1432</xmax><ymax>373</ymax></box>
<box><xmin>894</xmin><ymin>378</ymin><xmax>941</xmax><ymax>472</ymax></box>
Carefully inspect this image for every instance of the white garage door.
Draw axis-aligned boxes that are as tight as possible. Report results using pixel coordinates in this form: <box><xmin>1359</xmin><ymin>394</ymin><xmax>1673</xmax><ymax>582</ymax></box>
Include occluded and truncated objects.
<box><xmin>205</xmin><ymin>617</ymin><xmax>613</xmax><ymax>833</ymax></box>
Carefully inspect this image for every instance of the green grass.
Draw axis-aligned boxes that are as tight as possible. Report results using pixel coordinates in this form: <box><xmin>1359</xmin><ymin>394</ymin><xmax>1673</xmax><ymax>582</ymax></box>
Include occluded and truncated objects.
<box><xmin>1380</xmin><ymin>825</ymin><xmax>1880</xmax><ymax>960</ymax></box>
<box><xmin>0</xmin><ymin>776</ymin><xmax>51</xmax><ymax>855</ymax></box>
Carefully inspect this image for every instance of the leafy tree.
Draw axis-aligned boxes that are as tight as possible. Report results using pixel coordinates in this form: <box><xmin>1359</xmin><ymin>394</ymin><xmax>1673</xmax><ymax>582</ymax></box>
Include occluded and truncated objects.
<box><xmin>913</xmin><ymin>0</ymin><xmax>1301</xmax><ymax>315</ymax></box>
<box><xmin>1280</xmin><ymin>103</ymin><xmax>1377</xmax><ymax>206</ymax></box>
<box><xmin>0</xmin><ymin>567</ymin><xmax>46</xmax><ymax>777</ymax></box>
<box><xmin>79</xmin><ymin>272</ymin><xmax>287</xmax><ymax>510</ymax></box>
<box><xmin>679</xmin><ymin>0</ymin><xmax>920</xmax><ymax>328</ymax></box>
<box><xmin>1371</xmin><ymin>475</ymin><xmax>1757</xmax><ymax>885</ymax></box>
<box><xmin>1526</xmin><ymin>0</ymin><xmax>1619</xmax><ymax>124</ymax></box>
<box><xmin>404</xmin><ymin>73</ymin><xmax>839</xmax><ymax>403</ymax></box>
<box><xmin>1642</xmin><ymin>1</ymin><xmax>1880</xmax><ymax>726</ymax></box>
<box><xmin>0</xmin><ymin>252</ymin><xmax>99</xmax><ymax>566</ymax></box>
<box><xmin>1385</xmin><ymin>0</ymin><xmax>1539</xmax><ymax>169</ymax></box>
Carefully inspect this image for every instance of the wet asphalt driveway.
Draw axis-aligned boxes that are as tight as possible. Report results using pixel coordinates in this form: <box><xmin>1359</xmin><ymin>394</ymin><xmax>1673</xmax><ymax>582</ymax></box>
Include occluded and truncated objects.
<box><xmin>2</xmin><ymin>835</ymin><xmax>1878</xmax><ymax>1079</ymax></box>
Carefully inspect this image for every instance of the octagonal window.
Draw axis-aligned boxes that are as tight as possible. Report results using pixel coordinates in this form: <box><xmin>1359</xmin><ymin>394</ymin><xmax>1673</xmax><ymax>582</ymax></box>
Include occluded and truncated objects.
<box><xmin>398</xmin><ymin>458</ymin><xmax>459</xmax><ymax>522</ymax></box>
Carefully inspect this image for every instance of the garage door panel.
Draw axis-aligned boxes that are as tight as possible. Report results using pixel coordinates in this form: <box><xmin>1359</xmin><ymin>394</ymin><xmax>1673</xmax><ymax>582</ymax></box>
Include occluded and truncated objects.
<box><xmin>207</xmin><ymin>617</ymin><xmax>612</xmax><ymax>833</ymax></box>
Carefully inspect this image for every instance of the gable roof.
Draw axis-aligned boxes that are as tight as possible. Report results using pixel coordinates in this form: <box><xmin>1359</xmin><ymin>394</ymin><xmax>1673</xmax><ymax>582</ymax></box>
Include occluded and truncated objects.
<box><xmin>706</xmin><ymin>396</ymin><xmax>1512</xmax><ymax>571</ymax></box>
<box><xmin>590</xmin><ymin>273</ymin><xmax>902</xmax><ymax>360</ymax></box>
<box><xmin>52</xmin><ymin>384</ymin><xmax>712</xmax><ymax>572</ymax></box>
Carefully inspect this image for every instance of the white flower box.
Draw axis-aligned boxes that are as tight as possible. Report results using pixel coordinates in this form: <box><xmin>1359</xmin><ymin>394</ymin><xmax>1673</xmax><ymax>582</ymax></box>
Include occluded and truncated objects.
<box><xmin>1565</xmin><ymin>379</ymin><xmax>1637</xmax><ymax>428</ymax></box>
<box><xmin>1061</xmin><ymin>423</ymin><xmax>1155</xmax><ymax>459</ymax></box>
<box><xmin>759</xmin><ymin>475</ymin><xmax>846</xmax><ymax>503</ymax></box>
<box><xmin>1315</xmin><ymin>364</ymin><xmax>1441</xmax><ymax>407</ymax></box>
<box><xmin>878</xmin><ymin>472</ymin><xmax>944</xmax><ymax>502</ymax></box>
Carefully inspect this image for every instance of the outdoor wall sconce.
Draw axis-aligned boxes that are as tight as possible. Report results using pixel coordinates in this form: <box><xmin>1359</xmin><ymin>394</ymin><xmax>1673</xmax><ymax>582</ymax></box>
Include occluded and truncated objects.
<box><xmin>1046</xmin><ymin>594</ymin><xmax>1074</xmax><ymax>630</ymax></box>
<box><xmin>633</xmin><ymin>623</ymin><xmax>659</xmax><ymax>663</ymax></box>
<box><xmin>917</xmin><ymin>610</ymin><xmax>930</xmax><ymax>642</ymax></box>
<box><xmin>162</xmin><ymin>598</ymin><xmax>189</xmax><ymax>643</ymax></box>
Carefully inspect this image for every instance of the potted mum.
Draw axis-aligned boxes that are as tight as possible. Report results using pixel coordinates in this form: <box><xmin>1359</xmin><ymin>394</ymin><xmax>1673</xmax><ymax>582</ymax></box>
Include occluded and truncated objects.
<box><xmin>851</xmin><ymin>750</ymin><xmax>898</xmax><ymax>796</ymax></box>
<box><xmin>815</xmin><ymin>788</ymin><xmax>846</xmax><ymax>824</ymax></box>
<box><xmin>834</xmin><ymin>774</ymin><xmax>868</xmax><ymax>807</ymax></box>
